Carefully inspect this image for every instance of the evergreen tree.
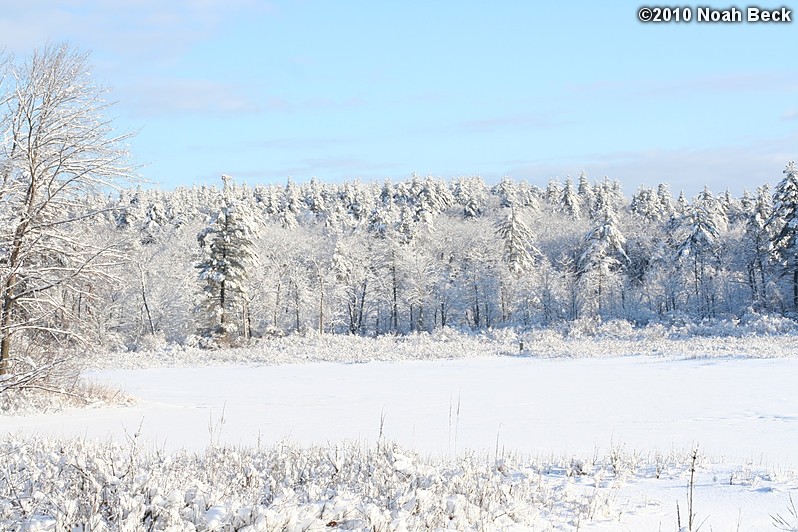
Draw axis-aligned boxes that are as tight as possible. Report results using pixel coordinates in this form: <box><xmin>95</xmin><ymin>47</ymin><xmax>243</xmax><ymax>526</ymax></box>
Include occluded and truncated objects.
<box><xmin>496</xmin><ymin>207</ymin><xmax>540</xmax><ymax>275</ymax></box>
<box><xmin>280</xmin><ymin>177</ymin><xmax>302</xmax><ymax>228</ymax></box>
<box><xmin>744</xmin><ymin>184</ymin><xmax>773</xmax><ymax>306</ymax></box>
<box><xmin>561</xmin><ymin>176</ymin><xmax>581</xmax><ymax>220</ymax></box>
<box><xmin>769</xmin><ymin>161</ymin><xmax>798</xmax><ymax>309</ymax></box>
<box><xmin>545</xmin><ymin>179</ymin><xmax>562</xmax><ymax>206</ymax></box>
<box><xmin>493</xmin><ymin>177</ymin><xmax>518</xmax><ymax>208</ymax></box>
<box><xmin>196</xmin><ymin>176</ymin><xmax>259</xmax><ymax>341</ymax></box>
<box><xmin>675</xmin><ymin>186</ymin><xmax>726</xmax><ymax>317</ymax></box>
<box><xmin>577</xmin><ymin>171</ymin><xmax>593</xmax><ymax>216</ymax></box>
<box><xmin>578</xmin><ymin>202</ymin><xmax>629</xmax><ymax>314</ymax></box>
<box><xmin>453</xmin><ymin>176</ymin><xmax>488</xmax><ymax>218</ymax></box>
<box><xmin>657</xmin><ymin>183</ymin><xmax>674</xmax><ymax>218</ymax></box>
<box><xmin>630</xmin><ymin>186</ymin><xmax>661</xmax><ymax>222</ymax></box>
<box><xmin>675</xmin><ymin>191</ymin><xmax>688</xmax><ymax>215</ymax></box>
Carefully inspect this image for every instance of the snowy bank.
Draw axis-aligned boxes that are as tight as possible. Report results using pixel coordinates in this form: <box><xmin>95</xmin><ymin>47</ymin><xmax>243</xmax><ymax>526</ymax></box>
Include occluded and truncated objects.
<box><xmin>87</xmin><ymin>324</ymin><xmax>798</xmax><ymax>370</ymax></box>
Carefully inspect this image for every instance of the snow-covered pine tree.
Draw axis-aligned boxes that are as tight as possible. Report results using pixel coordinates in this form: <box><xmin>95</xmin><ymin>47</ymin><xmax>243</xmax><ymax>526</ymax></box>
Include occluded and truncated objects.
<box><xmin>545</xmin><ymin>179</ymin><xmax>562</xmax><ymax>207</ymax></box>
<box><xmin>656</xmin><ymin>183</ymin><xmax>674</xmax><ymax>219</ymax></box>
<box><xmin>744</xmin><ymin>184</ymin><xmax>773</xmax><ymax>307</ymax></box>
<box><xmin>367</xmin><ymin>188</ymin><xmax>398</xmax><ymax>239</ymax></box>
<box><xmin>720</xmin><ymin>189</ymin><xmax>743</xmax><ymax>225</ymax></box>
<box><xmin>578</xmin><ymin>201</ymin><xmax>629</xmax><ymax>315</ymax></box>
<box><xmin>496</xmin><ymin>207</ymin><xmax>540</xmax><ymax>275</ymax></box>
<box><xmin>495</xmin><ymin>206</ymin><xmax>543</xmax><ymax>324</ymax></box>
<box><xmin>196</xmin><ymin>176</ymin><xmax>259</xmax><ymax>343</ymax></box>
<box><xmin>768</xmin><ymin>161</ymin><xmax>798</xmax><ymax>309</ymax></box>
<box><xmin>675</xmin><ymin>191</ymin><xmax>688</xmax><ymax>215</ymax></box>
<box><xmin>280</xmin><ymin>177</ymin><xmax>302</xmax><ymax>228</ymax></box>
<box><xmin>630</xmin><ymin>186</ymin><xmax>661</xmax><ymax>222</ymax></box>
<box><xmin>561</xmin><ymin>177</ymin><xmax>581</xmax><ymax>220</ymax></box>
<box><xmin>493</xmin><ymin>177</ymin><xmax>518</xmax><ymax>208</ymax></box>
<box><xmin>452</xmin><ymin>176</ymin><xmax>488</xmax><ymax>218</ymax></box>
<box><xmin>675</xmin><ymin>186</ymin><xmax>726</xmax><ymax>317</ymax></box>
<box><xmin>577</xmin><ymin>171</ymin><xmax>593</xmax><ymax>216</ymax></box>
<box><xmin>303</xmin><ymin>177</ymin><xmax>328</xmax><ymax>219</ymax></box>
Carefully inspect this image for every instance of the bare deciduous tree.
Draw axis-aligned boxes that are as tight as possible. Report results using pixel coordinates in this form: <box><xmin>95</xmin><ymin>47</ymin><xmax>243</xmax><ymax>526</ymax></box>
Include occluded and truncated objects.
<box><xmin>0</xmin><ymin>43</ymin><xmax>134</xmax><ymax>375</ymax></box>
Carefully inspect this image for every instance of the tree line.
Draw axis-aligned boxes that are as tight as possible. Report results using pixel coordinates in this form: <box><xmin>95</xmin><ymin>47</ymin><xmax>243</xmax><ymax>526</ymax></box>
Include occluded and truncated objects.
<box><xmin>106</xmin><ymin>163</ymin><xmax>797</xmax><ymax>346</ymax></box>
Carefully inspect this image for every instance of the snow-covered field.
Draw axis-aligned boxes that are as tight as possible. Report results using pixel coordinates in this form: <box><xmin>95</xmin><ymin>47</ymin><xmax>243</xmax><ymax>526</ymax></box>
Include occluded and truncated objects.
<box><xmin>3</xmin><ymin>335</ymin><xmax>798</xmax><ymax>530</ymax></box>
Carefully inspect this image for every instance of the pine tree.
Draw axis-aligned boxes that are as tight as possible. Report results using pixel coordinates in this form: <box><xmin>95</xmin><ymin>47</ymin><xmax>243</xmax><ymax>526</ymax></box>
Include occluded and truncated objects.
<box><xmin>630</xmin><ymin>186</ymin><xmax>661</xmax><ymax>222</ymax></box>
<box><xmin>744</xmin><ymin>184</ymin><xmax>773</xmax><ymax>306</ymax></box>
<box><xmin>675</xmin><ymin>186</ymin><xmax>726</xmax><ymax>317</ymax></box>
<box><xmin>578</xmin><ymin>202</ymin><xmax>629</xmax><ymax>314</ymax></box>
<box><xmin>453</xmin><ymin>176</ymin><xmax>488</xmax><ymax>218</ymax></box>
<box><xmin>280</xmin><ymin>177</ymin><xmax>302</xmax><ymax>228</ymax></box>
<box><xmin>196</xmin><ymin>176</ymin><xmax>259</xmax><ymax>342</ymax></box>
<box><xmin>496</xmin><ymin>207</ymin><xmax>540</xmax><ymax>275</ymax></box>
<box><xmin>561</xmin><ymin>176</ymin><xmax>581</xmax><ymax>220</ymax></box>
<box><xmin>769</xmin><ymin>161</ymin><xmax>798</xmax><ymax>309</ymax></box>
<box><xmin>545</xmin><ymin>179</ymin><xmax>562</xmax><ymax>206</ymax></box>
<box><xmin>657</xmin><ymin>183</ymin><xmax>674</xmax><ymax>218</ymax></box>
<box><xmin>577</xmin><ymin>171</ymin><xmax>593</xmax><ymax>216</ymax></box>
<box><xmin>493</xmin><ymin>177</ymin><xmax>518</xmax><ymax>208</ymax></box>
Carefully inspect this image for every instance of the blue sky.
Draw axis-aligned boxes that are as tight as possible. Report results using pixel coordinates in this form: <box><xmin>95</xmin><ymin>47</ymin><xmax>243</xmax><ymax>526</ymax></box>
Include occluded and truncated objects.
<box><xmin>3</xmin><ymin>1</ymin><xmax>796</xmax><ymax>195</ymax></box>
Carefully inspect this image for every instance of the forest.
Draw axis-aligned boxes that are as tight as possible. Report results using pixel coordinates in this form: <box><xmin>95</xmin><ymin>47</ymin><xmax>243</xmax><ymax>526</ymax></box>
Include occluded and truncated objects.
<box><xmin>13</xmin><ymin>162</ymin><xmax>798</xmax><ymax>352</ymax></box>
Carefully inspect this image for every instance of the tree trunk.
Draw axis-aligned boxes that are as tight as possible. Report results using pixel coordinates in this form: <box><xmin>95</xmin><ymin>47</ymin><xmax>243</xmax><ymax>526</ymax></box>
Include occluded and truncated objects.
<box><xmin>219</xmin><ymin>278</ymin><xmax>226</xmax><ymax>336</ymax></box>
<box><xmin>318</xmin><ymin>276</ymin><xmax>324</xmax><ymax>334</ymax></box>
<box><xmin>0</xmin><ymin>166</ymin><xmax>39</xmax><ymax>375</ymax></box>
<box><xmin>243</xmin><ymin>299</ymin><xmax>251</xmax><ymax>339</ymax></box>
<box><xmin>357</xmin><ymin>279</ymin><xmax>367</xmax><ymax>333</ymax></box>
<box><xmin>273</xmin><ymin>281</ymin><xmax>281</xmax><ymax>328</ymax></box>
<box><xmin>140</xmin><ymin>270</ymin><xmax>156</xmax><ymax>336</ymax></box>
<box><xmin>391</xmin><ymin>252</ymin><xmax>398</xmax><ymax>332</ymax></box>
<box><xmin>472</xmin><ymin>283</ymin><xmax>480</xmax><ymax>328</ymax></box>
<box><xmin>294</xmin><ymin>283</ymin><xmax>301</xmax><ymax>332</ymax></box>
<box><xmin>0</xmin><ymin>278</ymin><xmax>15</xmax><ymax>375</ymax></box>
<box><xmin>793</xmin><ymin>268</ymin><xmax>798</xmax><ymax>310</ymax></box>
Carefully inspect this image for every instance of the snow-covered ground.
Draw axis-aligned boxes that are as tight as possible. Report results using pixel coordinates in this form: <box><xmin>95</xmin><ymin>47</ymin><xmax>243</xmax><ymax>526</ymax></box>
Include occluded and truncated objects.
<box><xmin>3</xmin><ymin>351</ymin><xmax>798</xmax><ymax>529</ymax></box>
<box><xmin>5</xmin><ymin>356</ymin><xmax>795</xmax><ymax>465</ymax></box>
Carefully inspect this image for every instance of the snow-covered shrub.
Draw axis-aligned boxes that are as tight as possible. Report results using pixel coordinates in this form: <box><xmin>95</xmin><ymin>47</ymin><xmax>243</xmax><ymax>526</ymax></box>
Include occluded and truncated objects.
<box><xmin>738</xmin><ymin>309</ymin><xmax>798</xmax><ymax>336</ymax></box>
<box><xmin>594</xmin><ymin>319</ymin><xmax>636</xmax><ymax>339</ymax></box>
<box><xmin>0</xmin><ymin>348</ymin><xmax>135</xmax><ymax>415</ymax></box>
<box><xmin>0</xmin><ymin>435</ymin><xmax>730</xmax><ymax>531</ymax></box>
<box><xmin>562</xmin><ymin>317</ymin><xmax>601</xmax><ymax>338</ymax></box>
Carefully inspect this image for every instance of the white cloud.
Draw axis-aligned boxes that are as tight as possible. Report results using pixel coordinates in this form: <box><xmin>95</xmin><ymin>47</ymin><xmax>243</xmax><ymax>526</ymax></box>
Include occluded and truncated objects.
<box><xmin>120</xmin><ymin>78</ymin><xmax>261</xmax><ymax>116</ymax></box>
<box><xmin>456</xmin><ymin>112</ymin><xmax>563</xmax><ymax>134</ymax></box>
<box><xmin>503</xmin><ymin>134</ymin><xmax>797</xmax><ymax>196</ymax></box>
<box><xmin>0</xmin><ymin>1</ymin><xmax>272</xmax><ymax>67</ymax></box>
<box><xmin>568</xmin><ymin>72</ymin><xmax>798</xmax><ymax>99</ymax></box>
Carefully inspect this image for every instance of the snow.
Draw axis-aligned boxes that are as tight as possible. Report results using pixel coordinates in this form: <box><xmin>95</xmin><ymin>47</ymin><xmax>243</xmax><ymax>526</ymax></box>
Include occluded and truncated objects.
<box><xmin>4</xmin><ymin>356</ymin><xmax>798</xmax><ymax>465</ymax></box>
<box><xmin>3</xmin><ymin>345</ymin><xmax>798</xmax><ymax>529</ymax></box>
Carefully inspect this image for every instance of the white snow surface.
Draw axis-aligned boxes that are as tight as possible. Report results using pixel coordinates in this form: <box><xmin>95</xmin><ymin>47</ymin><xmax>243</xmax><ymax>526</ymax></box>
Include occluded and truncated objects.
<box><xmin>5</xmin><ymin>356</ymin><xmax>795</xmax><ymax>466</ymax></box>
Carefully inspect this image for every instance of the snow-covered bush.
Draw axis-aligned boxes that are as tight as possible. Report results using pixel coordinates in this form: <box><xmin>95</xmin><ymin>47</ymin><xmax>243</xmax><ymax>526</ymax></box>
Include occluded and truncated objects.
<box><xmin>0</xmin><ymin>435</ymin><xmax>714</xmax><ymax>531</ymax></box>
<box><xmin>0</xmin><ymin>351</ymin><xmax>134</xmax><ymax>415</ymax></box>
